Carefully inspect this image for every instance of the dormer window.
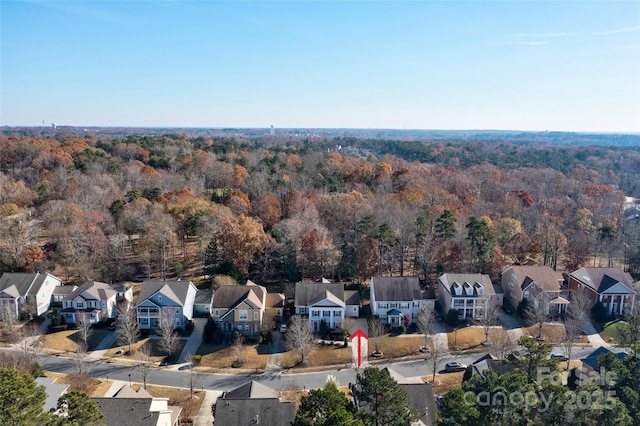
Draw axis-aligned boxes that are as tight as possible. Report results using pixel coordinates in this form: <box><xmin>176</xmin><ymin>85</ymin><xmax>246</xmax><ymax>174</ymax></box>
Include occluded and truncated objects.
<box><xmin>474</xmin><ymin>282</ymin><xmax>484</xmax><ymax>296</ymax></box>
<box><xmin>463</xmin><ymin>282</ymin><xmax>473</xmax><ymax>296</ymax></box>
<box><xmin>452</xmin><ymin>282</ymin><xmax>462</xmax><ymax>296</ymax></box>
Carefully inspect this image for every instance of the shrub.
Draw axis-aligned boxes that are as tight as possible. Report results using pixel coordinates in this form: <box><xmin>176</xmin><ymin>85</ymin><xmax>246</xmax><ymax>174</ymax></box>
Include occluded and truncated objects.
<box><xmin>0</xmin><ymin>203</ymin><xmax>19</xmax><ymax>216</ymax></box>
<box><xmin>319</xmin><ymin>320</ymin><xmax>328</xmax><ymax>339</ymax></box>
<box><xmin>446</xmin><ymin>309</ymin><xmax>459</xmax><ymax>327</ymax></box>
<box><xmin>192</xmin><ymin>355</ymin><xmax>202</xmax><ymax>365</ymax></box>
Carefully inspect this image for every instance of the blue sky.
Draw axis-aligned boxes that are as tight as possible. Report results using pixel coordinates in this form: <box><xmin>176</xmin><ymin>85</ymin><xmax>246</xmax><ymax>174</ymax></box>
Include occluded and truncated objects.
<box><xmin>1</xmin><ymin>1</ymin><xmax>639</xmax><ymax>132</ymax></box>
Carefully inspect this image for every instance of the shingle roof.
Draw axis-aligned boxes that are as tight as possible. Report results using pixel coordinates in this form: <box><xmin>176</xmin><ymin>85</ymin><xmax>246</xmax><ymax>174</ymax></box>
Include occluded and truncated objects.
<box><xmin>295</xmin><ymin>282</ymin><xmax>346</xmax><ymax>306</ymax></box>
<box><xmin>113</xmin><ymin>384</ymin><xmax>153</xmax><ymax>399</ymax></box>
<box><xmin>580</xmin><ymin>346</ymin><xmax>627</xmax><ymax>371</ymax></box>
<box><xmin>93</xmin><ymin>398</ymin><xmax>159</xmax><ymax>426</ymax></box>
<box><xmin>370</xmin><ymin>277</ymin><xmax>422</xmax><ymax>301</ymax></box>
<box><xmin>308</xmin><ymin>290</ymin><xmax>345</xmax><ymax>307</ymax></box>
<box><xmin>224</xmin><ymin>381</ymin><xmax>279</xmax><ymax>399</ymax></box>
<box><xmin>265</xmin><ymin>293</ymin><xmax>285</xmax><ymax>309</ymax></box>
<box><xmin>344</xmin><ymin>290</ymin><xmax>361</xmax><ymax>305</ymax></box>
<box><xmin>506</xmin><ymin>266</ymin><xmax>564</xmax><ymax>292</ymax></box>
<box><xmin>64</xmin><ymin>281</ymin><xmax>118</xmax><ymax>302</ymax></box>
<box><xmin>214</xmin><ymin>398</ymin><xmax>295</xmax><ymax>426</ymax></box>
<box><xmin>35</xmin><ymin>377</ymin><xmax>69</xmax><ymax>412</ymax></box>
<box><xmin>400</xmin><ymin>383</ymin><xmax>438</xmax><ymax>426</ymax></box>
<box><xmin>439</xmin><ymin>274</ymin><xmax>495</xmax><ymax>297</ymax></box>
<box><xmin>194</xmin><ymin>289</ymin><xmax>213</xmax><ymax>305</ymax></box>
<box><xmin>570</xmin><ymin>267</ymin><xmax>636</xmax><ymax>293</ymax></box>
<box><xmin>136</xmin><ymin>280</ymin><xmax>194</xmax><ymax>307</ymax></box>
<box><xmin>0</xmin><ymin>272</ymin><xmax>60</xmax><ymax>297</ymax></box>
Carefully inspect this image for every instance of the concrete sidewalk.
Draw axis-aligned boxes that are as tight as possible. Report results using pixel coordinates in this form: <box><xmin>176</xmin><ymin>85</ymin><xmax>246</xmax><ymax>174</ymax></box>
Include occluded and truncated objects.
<box><xmin>581</xmin><ymin>320</ymin><xmax>611</xmax><ymax>348</ymax></box>
<box><xmin>194</xmin><ymin>390</ymin><xmax>222</xmax><ymax>426</ymax></box>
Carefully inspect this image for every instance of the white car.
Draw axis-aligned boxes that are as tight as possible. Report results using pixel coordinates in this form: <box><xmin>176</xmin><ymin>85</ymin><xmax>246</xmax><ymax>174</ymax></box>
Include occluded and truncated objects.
<box><xmin>280</xmin><ymin>324</ymin><xmax>287</xmax><ymax>333</ymax></box>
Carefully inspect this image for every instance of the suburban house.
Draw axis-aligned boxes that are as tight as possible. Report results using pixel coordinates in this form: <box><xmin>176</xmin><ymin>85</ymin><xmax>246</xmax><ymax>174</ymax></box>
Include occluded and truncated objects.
<box><xmin>213</xmin><ymin>381</ymin><xmax>296</xmax><ymax>426</ymax></box>
<box><xmin>294</xmin><ymin>282</ymin><xmax>361</xmax><ymax>332</ymax></box>
<box><xmin>93</xmin><ymin>384</ymin><xmax>181</xmax><ymax>426</ymax></box>
<box><xmin>438</xmin><ymin>273</ymin><xmax>498</xmax><ymax>320</ymax></box>
<box><xmin>35</xmin><ymin>377</ymin><xmax>69</xmax><ymax>413</ymax></box>
<box><xmin>0</xmin><ymin>272</ymin><xmax>61</xmax><ymax>317</ymax></box>
<box><xmin>60</xmin><ymin>280</ymin><xmax>133</xmax><ymax>324</ymax></box>
<box><xmin>568</xmin><ymin>267</ymin><xmax>637</xmax><ymax>317</ymax></box>
<box><xmin>501</xmin><ymin>266</ymin><xmax>569</xmax><ymax>315</ymax></box>
<box><xmin>369</xmin><ymin>276</ymin><xmax>433</xmax><ymax>326</ymax></box>
<box><xmin>136</xmin><ymin>280</ymin><xmax>197</xmax><ymax>330</ymax></box>
<box><xmin>211</xmin><ymin>280</ymin><xmax>284</xmax><ymax>336</ymax></box>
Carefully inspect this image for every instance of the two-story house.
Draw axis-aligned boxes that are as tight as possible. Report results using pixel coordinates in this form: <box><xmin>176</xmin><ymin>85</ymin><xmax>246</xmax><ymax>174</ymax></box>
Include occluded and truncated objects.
<box><xmin>211</xmin><ymin>281</ymin><xmax>284</xmax><ymax>336</ymax></box>
<box><xmin>0</xmin><ymin>272</ymin><xmax>61</xmax><ymax>318</ymax></box>
<box><xmin>61</xmin><ymin>281</ymin><xmax>133</xmax><ymax>324</ymax></box>
<box><xmin>136</xmin><ymin>280</ymin><xmax>197</xmax><ymax>330</ymax></box>
<box><xmin>294</xmin><ymin>282</ymin><xmax>360</xmax><ymax>332</ymax></box>
<box><xmin>569</xmin><ymin>267</ymin><xmax>637</xmax><ymax>317</ymax></box>
<box><xmin>501</xmin><ymin>266</ymin><xmax>568</xmax><ymax>315</ymax></box>
<box><xmin>370</xmin><ymin>276</ymin><xmax>433</xmax><ymax>326</ymax></box>
<box><xmin>438</xmin><ymin>273</ymin><xmax>497</xmax><ymax>320</ymax></box>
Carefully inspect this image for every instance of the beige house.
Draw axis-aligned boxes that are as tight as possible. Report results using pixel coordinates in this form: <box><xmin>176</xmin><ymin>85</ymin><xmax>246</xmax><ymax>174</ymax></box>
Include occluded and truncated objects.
<box><xmin>501</xmin><ymin>266</ymin><xmax>568</xmax><ymax>315</ymax></box>
<box><xmin>212</xmin><ymin>280</ymin><xmax>284</xmax><ymax>336</ymax></box>
<box><xmin>438</xmin><ymin>273</ymin><xmax>498</xmax><ymax>320</ymax></box>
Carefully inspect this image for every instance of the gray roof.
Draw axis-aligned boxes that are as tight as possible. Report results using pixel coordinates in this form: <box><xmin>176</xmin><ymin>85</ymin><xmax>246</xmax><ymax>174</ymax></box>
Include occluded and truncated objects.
<box><xmin>570</xmin><ymin>268</ymin><xmax>636</xmax><ymax>293</ymax></box>
<box><xmin>64</xmin><ymin>281</ymin><xmax>118</xmax><ymax>302</ymax></box>
<box><xmin>439</xmin><ymin>274</ymin><xmax>495</xmax><ymax>297</ymax></box>
<box><xmin>223</xmin><ymin>381</ymin><xmax>279</xmax><ymax>399</ymax></box>
<box><xmin>295</xmin><ymin>282</ymin><xmax>346</xmax><ymax>306</ymax></box>
<box><xmin>371</xmin><ymin>276</ymin><xmax>422</xmax><ymax>301</ymax></box>
<box><xmin>344</xmin><ymin>290</ymin><xmax>361</xmax><ymax>306</ymax></box>
<box><xmin>214</xmin><ymin>398</ymin><xmax>295</xmax><ymax>426</ymax></box>
<box><xmin>194</xmin><ymin>288</ymin><xmax>213</xmax><ymax>305</ymax></box>
<box><xmin>212</xmin><ymin>282</ymin><xmax>268</xmax><ymax>309</ymax></box>
<box><xmin>400</xmin><ymin>383</ymin><xmax>438</xmax><ymax>426</ymax></box>
<box><xmin>35</xmin><ymin>377</ymin><xmax>69</xmax><ymax>412</ymax></box>
<box><xmin>52</xmin><ymin>285</ymin><xmax>77</xmax><ymax>296</ymax></box>
<box><xmin>0</xmin><ymin>272</ymin><xmax>60</xmax><ymax>297</ymax></box>
<box><xmin>93</xmin><ymin>398</ymin><xmax>159</xmax><ymax>426</ymax></box>
<box><xmin>472</xmin><ymin>359</ymin><xmax>517</xmax><ymax>377</ymax></box>
<box><xmin>136</xmin><ymin>280</ymin><xmax>195</xmax><ymax>307</ymax></box>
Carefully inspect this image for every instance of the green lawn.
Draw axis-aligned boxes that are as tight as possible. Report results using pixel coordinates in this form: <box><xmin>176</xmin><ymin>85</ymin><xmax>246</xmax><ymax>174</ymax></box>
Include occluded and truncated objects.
<box><xmin>598</xmin><ymin>320</ymin><xmax>628</xmax><ymax>344</ymax></box>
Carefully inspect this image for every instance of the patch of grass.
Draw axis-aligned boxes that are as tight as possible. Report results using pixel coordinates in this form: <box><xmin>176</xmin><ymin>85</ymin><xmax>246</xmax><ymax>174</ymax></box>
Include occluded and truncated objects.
<box><xmin>283</xmin><ymin>344</ymin><xmax>352</xmax><ymax>368</ymax></box>
<box><xmin>422</xmin><ymin>371</ymin><xmax>464</xmax><ymax>394</ymax></box>
<box><xmin>375</xmin><ymin>335</ymin><xmax>424</xmax><ymax>357</ymax></box>
<box><xmin>134</xmin><ymin>384</ymin><xmax>205</xmax><ymax>423</ymax></box>
<box><xmin>447</xmin><ymin>326</ymin><xmax>511</xmax><ymax>350</ymax></box>
<box><xmin>599</xmin><ymin>320</ymin><xmax>628</xmax><ymax>344</ymax></box>
<box><xmin>45</xmin><ymin>372</ymin><xmax>112</xmax><ymax>397</ymax></box>
<box><xmin>196</xmin><ymin>343</ymin><xmax>268</xmax><ymax>369</ymax></box>
<box><xmin>522</xmin><ymin>323</ymin><xmax>589</xmax><ymax>344</ymax></box>
<box><xmin>44</xmin><ymin>330</ymin><xmax>79</xmax><ymax>352</ymax></box>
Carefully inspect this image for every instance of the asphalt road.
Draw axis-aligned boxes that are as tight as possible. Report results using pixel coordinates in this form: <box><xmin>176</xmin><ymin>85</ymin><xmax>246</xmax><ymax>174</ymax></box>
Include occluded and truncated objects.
<box><xmin>22</xmin><ymin>344</ymin><xmax>602</xmax><ymax>393</ymax></box>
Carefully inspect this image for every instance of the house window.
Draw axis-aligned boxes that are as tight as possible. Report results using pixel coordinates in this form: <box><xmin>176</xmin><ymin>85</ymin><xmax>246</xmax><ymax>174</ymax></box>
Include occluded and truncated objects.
<box><xmin>239</xmin><ymin>310</ymin><xmax>248</xmax><ymax>320</ymax></box>
<box><xmin>77</xmin><ymin>302</ymin><xmax>84</xmax><ymax>308</ymax></box>
<box><xmin>390</xmin><ymin>303</ymin><xmax>398</xmax><ymax>308</ymax></box>
<box><xmin>214</xmin><ymin>309</ymin><xmax>219</xmax><ymax>317</ymax></box>
<box><xmin>333</xmin><ymin>311</ymin><xmax>341</xmax><ymax>317</ymax></box>
<box><xmin>254</xmin><ymin>312</ymin><xmax>259</xmax><ymax>320</ymax></box>
<box><xmin>353</xmin><ymin>306</ymin><xmax>357</xmax><ymax>312</ymax></box>
<box><xmin>523</xmin><ymin>291</ymin><xmax>529</xmax><ymax>299</ymax></box>
<box><xmin>311</xmin><ymin>310</ymin><xmax>319</xmax><ymax>317</ymax></box>
<box><xmin>158</xmin><ymin>296</ymin><xmax>162</xmax><ymax>302</ymax></box>
<box><xmin>323</xmin><ymin>311</ymin><xmax>330</xmax><ymax>317</ymax></box>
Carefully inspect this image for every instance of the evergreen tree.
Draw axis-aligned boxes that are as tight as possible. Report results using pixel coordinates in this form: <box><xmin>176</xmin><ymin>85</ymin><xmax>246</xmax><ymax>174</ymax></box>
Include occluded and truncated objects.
<box><xmin>294</xmin><ymin>381</ymin><xmax>362</xmax><ymax>426</ymax></box>
<box><xmin>57</xmin><ymin>390</ymin><xmax>104</xmax><ymax>426</ymax></box>
<box><xmin>0</xmin><ymin>368</ymin><xmax>51</xmax><ymax>425</ymax></box>
<box><xmin>353</xmin><ymin>367</ymin><xmax>419</xmax><ymax>426</ymax></box>
<box><xmin>434</xmin><ymin>209</ymin><xmax>456</xmax><ymax>241</ymax></box>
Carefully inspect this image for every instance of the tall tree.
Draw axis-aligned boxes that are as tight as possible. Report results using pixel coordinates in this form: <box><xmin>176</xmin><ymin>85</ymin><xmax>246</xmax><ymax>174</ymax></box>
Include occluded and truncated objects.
<box><xmin>0</xmin><ymin>368</ymin><xmax>51</xmax><ymax>425</ymax></box>
<box><xmin>294</xmin><ymin>381</ymin><xmax>362</xmax><ymax>426</ymax></box>
<box><xmin>353</xmin><ymin>367</ymin><xmax>419</xmax><ymax>426</ymax></box>
<box><xmin>56</xmin><ymin>390</ymin><xmax>104</xmax><ymax>426</ymax></box>
<box><xmin>466</xmin><ymin>216</ymin><xmax>495</xmax><ymax>270</ymax></box>
<box><xmin>116</xmin><ymin>301</ymin><xmax>139</xmax><ymax>355</ymax></box>
<box><xmin>158</xmin><ymin>307</ymin><xmax>181</xmax><ymax>362</ymax></box>
<box><xmin>284</xmin><ymin>315</ymin><xmax>316</xmax><ymax>365</ymax></box>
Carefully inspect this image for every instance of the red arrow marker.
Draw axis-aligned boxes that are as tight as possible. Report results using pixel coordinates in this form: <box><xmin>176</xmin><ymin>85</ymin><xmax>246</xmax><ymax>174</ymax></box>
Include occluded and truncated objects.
<box><xmin>351</xmin><ymin>328</ymin><xmax>368</xmax><ymax>367</ymax></box>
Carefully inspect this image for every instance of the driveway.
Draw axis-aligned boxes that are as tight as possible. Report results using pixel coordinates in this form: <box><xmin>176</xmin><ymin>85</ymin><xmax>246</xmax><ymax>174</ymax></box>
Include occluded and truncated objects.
<box><xmin>175</xmin><ymin>317</ymin><xmax>207</xmax><ymax>365</ymax></box>
<box><xmin>265</xmin><ymin>330</ymin><xmax>286</xmax><ymax>371</ymax></box>
<box><xmin>498</xmin><ymin>312</ymin><xmax>523</xmax><ymax>345</ymax></box>
<box><xmin>581</xmin><ymin>319</ymin><xmax>610</xmax><ymax>348</ymax></box>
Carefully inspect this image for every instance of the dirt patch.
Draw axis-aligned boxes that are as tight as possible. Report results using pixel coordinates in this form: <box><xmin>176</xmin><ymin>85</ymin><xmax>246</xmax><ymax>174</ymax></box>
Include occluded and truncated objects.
<box><xmin>196</xmin><ymin>343</ymin><xmax>268</xmax><ymax>369</ymax></box>
<box><xmin>422</xmin><ymin>371</ymin><xmax>465</xmax><ymax>395</ymax></box>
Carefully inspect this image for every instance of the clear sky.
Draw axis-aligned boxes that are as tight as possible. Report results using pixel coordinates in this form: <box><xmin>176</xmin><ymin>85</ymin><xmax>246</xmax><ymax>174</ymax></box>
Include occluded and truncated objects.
<box><xmin>1</xmin><ymin>1</ymin><xmax>639</xmax><ymax>132</ymax></box>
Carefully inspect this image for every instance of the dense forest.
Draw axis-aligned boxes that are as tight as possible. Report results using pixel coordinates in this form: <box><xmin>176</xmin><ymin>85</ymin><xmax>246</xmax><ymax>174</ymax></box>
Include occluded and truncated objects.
<box><xmin>0</xmin><ymin>128</ymin><xmax>639</xmax><ymax>287</ymax></box>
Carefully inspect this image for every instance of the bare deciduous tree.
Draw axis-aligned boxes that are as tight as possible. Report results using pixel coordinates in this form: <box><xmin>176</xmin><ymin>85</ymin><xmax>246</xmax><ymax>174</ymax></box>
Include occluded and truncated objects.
<box><xmin>491</xmin><ymin>330</ymin><xmax>513</xmax><ymax>360</ymax></box>
<box><xmin>136</xmin><ymin>343</ymin><xmax>155</xmax><ymax>390</ymax></box>
<box><xmin>367</xmin><ymin>317</ymin><xmax>387</xmax><ymax>354</ymax></box>
<box><xmin>477</xmin><ymin>302</ymin><xmax>501</xmax><ymax>343</ymax></box>
<box><xmin>526</xmin><ymin>292</ymin><xmax>551</xmax><ymax>339</ymax></box>
<box><xmin>15</xmin><ymin>322</ymin><xmax>43</xmax><ymax>369</ymax></box>
<box><xmin>75</xmin><ymin>311</ymin><xmax>93</xmax><ymax>350</ymax></box>
<box><xmin>158</xmin><ymin>307</ymin><xmax>181</xmax><ymax>362</ymax></box>
<box><xmin>561</xmin><ymin>316</ymin><xmax>582</xmax><ymax>370</ymax></box>
<box><xmin>416</xmin><ymin>305</ymin><xmax>435</xmax><ymax>350</ymax></box>
<box><xmin>568</xmin><ymin>287</ymin><xmax>592</xmax><ymax>324</ymax></box>
<box><xmin>184</xmin><ymin>353</ymin><xmax>201</xmax><ymax>399</ymax></box>
<box><xmin>0</xmin><ymin>304</ymin><xmax>18</xmax><ymax>343</ymax></box>
<box><xmin>116</xmin><ymin>301</ymin><xmax>139</xmax><ymax>355</ymax></box>
<box><xmin>284</xmin><ymin>315</ymin><xmax>316</xmax><ymax>365</ymax></box>
<box><xmin>429</xmin><ymin>340</ymin><xmax>443</xmax><ymax>385</ymax></box>
<box><xmin>232</xmin><ymin>333</ymin><xmax>245</xmax><ymax>366</ymax></box>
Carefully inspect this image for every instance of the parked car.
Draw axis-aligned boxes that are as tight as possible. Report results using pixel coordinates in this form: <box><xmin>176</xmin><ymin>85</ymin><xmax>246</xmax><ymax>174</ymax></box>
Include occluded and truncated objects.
<box><xmin>550</xmin><ymin>353</ymin><xmax>568</xmax><ymax>362</ymax></box>
<box><xmin>444</xmin><ymin>361</ymin><xmax>467</xmax><ymax>372</ymax></box>
<box><xmin>280</xmin><ymin>324</ymin><xmax>287</xmax><ymax>333</ymax></box>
